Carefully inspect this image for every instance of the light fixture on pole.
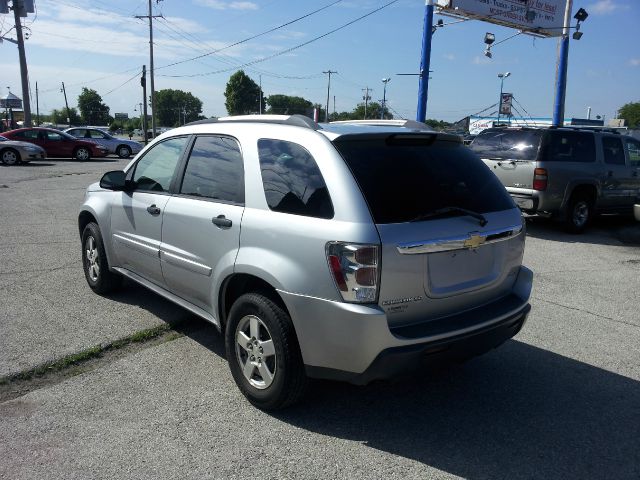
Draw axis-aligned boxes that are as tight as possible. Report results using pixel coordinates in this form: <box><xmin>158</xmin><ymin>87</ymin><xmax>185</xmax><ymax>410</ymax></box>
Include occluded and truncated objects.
<box><xmin>484</xmin><ymin>32</ymin><xmax>495</xmax><ymax>58</ymax></box>
<box><xmin>381</xmin><ymin>78</ymin><xmax>390</xmax><ymax>120</ymax></box>
<box><xmin>497</xmin><ymin>72</ymin><xmax>511</xmax><ymax>124</ymax></box>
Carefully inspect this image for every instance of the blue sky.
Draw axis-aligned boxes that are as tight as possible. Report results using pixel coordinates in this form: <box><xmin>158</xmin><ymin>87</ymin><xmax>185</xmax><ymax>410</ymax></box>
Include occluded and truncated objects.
<box><xmin>1</xmin><ymin>0</ymin><xmax>638</xmax><ymax>123</ymax></box>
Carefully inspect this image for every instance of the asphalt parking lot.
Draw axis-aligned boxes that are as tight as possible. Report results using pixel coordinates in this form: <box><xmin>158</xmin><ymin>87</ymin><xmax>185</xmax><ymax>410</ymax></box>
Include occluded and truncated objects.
<box><xmin>1</xmin><ymin>158</ymin><xmax>639</xmax><ymax>479</ymax></box>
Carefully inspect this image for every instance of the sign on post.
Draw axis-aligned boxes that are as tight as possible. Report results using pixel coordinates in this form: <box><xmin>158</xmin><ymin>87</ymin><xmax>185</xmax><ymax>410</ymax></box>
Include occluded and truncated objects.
<box><xmin>435</xmin><ymin>0</ymin><xmax>567</xmax><ymax>37</ymax></box>
<box><xmin>114</xmin><ymin>113</ymin><xmax>128</xmax><ymax>120</ymax></box>
<box><xmin>500</xmin><ymin>93</ymin><xmax>513</xmax><ymax>115</ymax></box>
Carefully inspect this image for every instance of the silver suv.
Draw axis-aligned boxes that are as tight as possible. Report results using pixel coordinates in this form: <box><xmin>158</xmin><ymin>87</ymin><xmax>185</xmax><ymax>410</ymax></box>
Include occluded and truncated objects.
<box><xmin>470</xmin><ymin>127</ymin><xmax>640</xmax><ymax>232</ymax></box>
<box><xmin>79</xmin><ymin>115</ymin><xmax>532</xmax><ymax>410</ymax></box>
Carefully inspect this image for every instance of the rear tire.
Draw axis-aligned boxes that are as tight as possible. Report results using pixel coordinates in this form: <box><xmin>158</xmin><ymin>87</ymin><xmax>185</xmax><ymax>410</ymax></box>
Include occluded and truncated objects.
<box><xmin>225</xmin><ymin>293</ymin><xmax>308</xmax><ymax>410</ymax></box>
<box><xmin>81</xmin><ymin>222</ymin><xmax>122</xmax><ymax>294</ymax></box>
<box><xmin>564</xmin><ymin>193</ymin><xmax>593</xmax><ymax>233</ymax></box>
<box><xmin>1</xmin><ymin>148</ymin><xmax>21</xmax><ymax>166</ymax></box>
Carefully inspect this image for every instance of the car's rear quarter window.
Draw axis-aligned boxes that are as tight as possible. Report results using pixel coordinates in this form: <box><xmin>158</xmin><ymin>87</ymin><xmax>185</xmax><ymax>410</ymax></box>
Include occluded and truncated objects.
<box><xmin>470</xmin><ymin>130</ymin><xmax>542</xmax><ymax>160</ymax></box>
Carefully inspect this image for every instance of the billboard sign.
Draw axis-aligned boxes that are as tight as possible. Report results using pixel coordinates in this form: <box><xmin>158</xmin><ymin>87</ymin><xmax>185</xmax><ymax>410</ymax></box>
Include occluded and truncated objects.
<box><xmin>500</xmin><ymin>93</ymin><xmax>513</xmax><ymax>116</ymax></box>
<box><xmin>435</xmin><ymin>0</ymin><xmax>566</xmax><ymax>37</ymax></box>
<box><xmin>114</xmin><ymin>113</ymin><xmax>128</xmax><ymax>120</ymax></box>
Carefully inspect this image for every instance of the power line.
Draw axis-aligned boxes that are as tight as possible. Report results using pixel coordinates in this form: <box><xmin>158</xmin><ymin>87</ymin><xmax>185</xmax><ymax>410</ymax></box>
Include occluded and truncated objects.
<box><xmin>155</xmin><ymin>0</ymin><xmax>343</xmax><ymax>72</ymax></box>
<box><xmin>160</xmin><ymin>0</ymin><xmax>399</xmax><ymax>79</ymax></box>
<box><xmin>103</xmin><ymin>71</ymin><xmax>141</xmax><ymax>96</ymax></box>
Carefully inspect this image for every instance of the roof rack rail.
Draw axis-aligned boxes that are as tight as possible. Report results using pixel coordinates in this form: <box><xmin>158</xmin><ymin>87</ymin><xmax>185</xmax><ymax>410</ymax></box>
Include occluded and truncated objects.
<box><xmin>185</xmin><ymin>114</ymin><xmax>319</xmax><ymax>130</ymax></box>
<box><xmin>330</xmin><ymin>119</ymin><xmax>434</xmax><ymax>131</ymax></box>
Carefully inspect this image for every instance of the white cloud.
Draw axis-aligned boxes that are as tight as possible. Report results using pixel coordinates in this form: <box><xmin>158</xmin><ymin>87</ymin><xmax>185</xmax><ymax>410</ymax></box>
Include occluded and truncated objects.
<box><xmin>443</xmin><ymin>53</ymin><xmax>455</xmax><ymax>61</ymax></box>
<box><xmin>629</xmin><ymin>58</ymin><xmax>640</xmax><ymax>67</ymax></box>
<box><xmin>472</xmin><ymin>55</ymin><xmax>492</xmax><ymax>65</ymax></box>
<box><xmin>587</xmin><ymin>0</ymin><xmax>628</xmax><ymax>14</ymax></box>
<box><xmin>194</xmin><ymin>0</ymin><xmax>258</xmax><ymax>10</ymax></box>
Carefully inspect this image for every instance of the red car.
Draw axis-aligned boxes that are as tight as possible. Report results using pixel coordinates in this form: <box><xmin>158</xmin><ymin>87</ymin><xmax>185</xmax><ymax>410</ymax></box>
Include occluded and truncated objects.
<box><xmin>3</xmin><ymin>127</ymin><xmax>109</xmax><ymax>161</ymax></box>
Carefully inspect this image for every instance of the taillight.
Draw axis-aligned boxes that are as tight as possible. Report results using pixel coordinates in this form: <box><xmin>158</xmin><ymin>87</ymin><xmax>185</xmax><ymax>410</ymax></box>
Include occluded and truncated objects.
<box><xmin>326</xmin><ymin>242</ymin><xmax>380</xmax><ymax>303</ymax></box>
<box><xmin>533</xmin><ymin>168</ymin><xmax>548</xmax><ymax>191</ymax></box>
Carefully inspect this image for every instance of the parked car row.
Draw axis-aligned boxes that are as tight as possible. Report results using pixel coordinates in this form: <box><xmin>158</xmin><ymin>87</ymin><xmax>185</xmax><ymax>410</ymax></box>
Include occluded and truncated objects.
<box><xmin>0</xmin><ymin>127</ymin><xmax>143</xmax><ymax>165</ymax></box>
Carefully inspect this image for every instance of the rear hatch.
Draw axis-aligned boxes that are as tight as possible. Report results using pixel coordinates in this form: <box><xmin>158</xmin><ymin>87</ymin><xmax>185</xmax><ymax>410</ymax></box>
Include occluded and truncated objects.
<box><xmin>469</xmin><ymin>129</ymin><xmax>542</xmax><ymax>190</ymax></box>
<box><xmin>333</xmin><ymin>133</ymin><xmax>525</xmax><ymax>328</ymax></box>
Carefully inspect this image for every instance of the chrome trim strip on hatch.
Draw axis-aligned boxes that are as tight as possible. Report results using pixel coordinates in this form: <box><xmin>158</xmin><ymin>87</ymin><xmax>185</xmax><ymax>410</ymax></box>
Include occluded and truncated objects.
<box><xmin>396</xmin><ymin>224</ymin><xmax>523</xmax><ymax>255</ymax></box>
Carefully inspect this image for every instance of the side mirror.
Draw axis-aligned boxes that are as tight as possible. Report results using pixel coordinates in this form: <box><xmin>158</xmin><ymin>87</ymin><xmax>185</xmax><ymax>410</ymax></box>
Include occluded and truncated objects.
<box><xmin>100</xmin><ymin>170</ymin><xmax>127</xmax><ymax>190</ymax></box>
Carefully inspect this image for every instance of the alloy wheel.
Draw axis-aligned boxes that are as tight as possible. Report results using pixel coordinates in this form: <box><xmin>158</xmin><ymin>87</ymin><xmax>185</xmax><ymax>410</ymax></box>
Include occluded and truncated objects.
<box><xmin>234</xmin><ymin>315</ymin><xmax>277</xmax><ymax>389</ymax></box>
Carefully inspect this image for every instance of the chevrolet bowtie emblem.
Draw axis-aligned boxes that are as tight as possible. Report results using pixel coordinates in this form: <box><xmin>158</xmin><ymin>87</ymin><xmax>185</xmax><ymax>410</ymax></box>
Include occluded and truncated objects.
<box><xmin>464</xmin><ymin>234</ymin><xmax>486</xmax><ymax>249</ymax></box>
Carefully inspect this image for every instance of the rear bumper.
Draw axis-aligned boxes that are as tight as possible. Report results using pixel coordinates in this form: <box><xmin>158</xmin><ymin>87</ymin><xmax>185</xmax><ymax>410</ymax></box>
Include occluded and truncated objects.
<box><xmin>280</xmin><ymin>265</ymin><xmax>533</xmax><ymax>384</ymax></box>
<box><xmin>307</xmin><ymin>304</ymin><xmax>529</xmax><ymax>385</ymax></box>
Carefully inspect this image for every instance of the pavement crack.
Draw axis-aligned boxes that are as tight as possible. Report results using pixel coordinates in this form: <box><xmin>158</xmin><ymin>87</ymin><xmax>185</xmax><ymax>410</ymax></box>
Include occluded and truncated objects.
<box><xmin>0</xmin><ymin>322</ymin><xmax>196</xmax><ymax>403</ymax></box>
<box><xmin>533</xmin><ymin>296</ymin><xmax>639</xmax><ymax>329</ymax></box>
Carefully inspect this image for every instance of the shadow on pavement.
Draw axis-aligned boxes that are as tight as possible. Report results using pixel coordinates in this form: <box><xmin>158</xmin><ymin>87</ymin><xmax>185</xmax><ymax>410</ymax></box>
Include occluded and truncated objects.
<box><xmin>525</xmin><ymin>215</ymin><xmax>640</xmax><ymax>246</ymax></box>
<box><xmin>185</xmin><ymin>325</ymin><xmax>639</xmax><ymax>479</ymax></box>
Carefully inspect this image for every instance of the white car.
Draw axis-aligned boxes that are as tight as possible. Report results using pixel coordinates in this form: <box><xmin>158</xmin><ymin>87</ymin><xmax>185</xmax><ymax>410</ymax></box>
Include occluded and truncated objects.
<box><xmin>64</xmin><ymin>127</ymin><xmax>143</xmax><ymax>159</ymax></box>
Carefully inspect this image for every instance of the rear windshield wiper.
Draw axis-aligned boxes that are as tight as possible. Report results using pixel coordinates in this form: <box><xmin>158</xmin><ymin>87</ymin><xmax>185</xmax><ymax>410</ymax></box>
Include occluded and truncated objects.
<box><xmin>410</xmin><ymin>207</ymin><xmax>488</xmax><ymax>227</ymax></box>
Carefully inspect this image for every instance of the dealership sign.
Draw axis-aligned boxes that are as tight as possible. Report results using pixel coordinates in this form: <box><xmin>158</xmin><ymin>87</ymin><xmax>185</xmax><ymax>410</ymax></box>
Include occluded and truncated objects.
<box><xmin>435</xmin><ymin>0</ymin><xmax>566</xmax><ymax>37</ymax></box>
<box><xmin>500</xmin><ymin>93</ymin><xmax>513</xmax><ymax>115</ymax></box>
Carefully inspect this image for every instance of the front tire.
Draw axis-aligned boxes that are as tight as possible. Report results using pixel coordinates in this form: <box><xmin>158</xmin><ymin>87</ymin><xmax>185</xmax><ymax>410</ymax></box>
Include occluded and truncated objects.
<box><xmin>1</xmin><ymin>148</ymin><xmax>21</xmax><ymax>165</ymax></box>
<box><xmin>564</xmin><ymin>193</ymin><xmax>593</xmax><ymax>233</ymax></box>
<box><xmin>225</xmin><ymin>293</ymin><xmax>307</xmax><ymax>410</ymax></box>
<box><xmin>74</xmin><ymin>147</ymin><xmax>91</xmax><ymax>161</ymax></box>
<box><xmin>81</xmin><ymin>222</ymin><xmax>121</xmax><ymax>294</ymax></box>
<box><xmin>117</xmin><ymin>145</ymin><xmax>132</xmax><ymax>159</ymax></box>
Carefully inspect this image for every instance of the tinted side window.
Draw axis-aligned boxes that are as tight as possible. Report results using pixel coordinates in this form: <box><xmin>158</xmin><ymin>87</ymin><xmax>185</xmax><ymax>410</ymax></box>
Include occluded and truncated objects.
<box><xmin>70</xmin><ymin>129</ymin><xmax>87</xmax><ymax>138</ymax></box>
<box><xmin>258</xmin><ymin>139</ymin><xmax>333</xmax><ymax>219</ymax></box>
<box><xmin>542</xmin><ymin>131</ymin><xmax>595</xmax><ymax>163</ymax></box>
<box><xmin>46</xmin><ymin>131</ymin><xmax>64</xmax><ymax>141</ymax></box>
<box><xmin>602</xmin><ymin>137</ymin><xmax>626</xmax><ymax>165</ymax></box>
<box><xmin>624</xmin><ymin>138</ymin><xmax>640</xmax><ymax>167</ymax></box>
<box><xmin>132</xmin><ymin>137</ymin><xmax>187</xmax><ymax>192</ymax></box>
<box><xmin>180</xmin><ymin>136</ymin><xmax>244</xmax><ymax>204</ymax></box>
<box><xmin>15</xmin><ymin>130</ymin><xmax>38</xmax><ymax>140</ymax></box>
<box><xmin>90</xmin><ymin>130</ymin><xmax>108</xmax><ymax>139</ymax></box>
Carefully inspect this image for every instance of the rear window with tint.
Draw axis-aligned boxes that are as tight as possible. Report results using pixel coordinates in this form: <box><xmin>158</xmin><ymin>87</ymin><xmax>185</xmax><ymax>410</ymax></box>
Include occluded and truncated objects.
<box><xmin>540</xmin><ymin>131</ymin><xmax>595</xmax><ymax>163</ymax></box>
<box><xmin>333</xmin><ymin>136</ymin><xmax>514</xmax><ymax>224</ymax></box>
<box><xmin>469</xmin><ymin>130</ymin><xmax>542</xmax><ymax>160</ymax></box>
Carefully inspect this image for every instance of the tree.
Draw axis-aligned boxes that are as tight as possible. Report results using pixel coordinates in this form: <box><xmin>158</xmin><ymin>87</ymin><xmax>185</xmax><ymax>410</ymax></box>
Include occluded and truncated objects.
<box><xmin>351</xmin><ymin>102</ymin><xmax>392</xmax><ymax>120</ymax></box>
<box><xmin>266</xmin><ymin>95</ymin><xmax>313</xmax><ymax>115</ymax></box>
<box><xmin>50</xmin><ymin>107</ymin><xmax>80</xmax><ymax>125</ymax></box>
<box><xmin>77</xmin><ymin>88</ymin><xmax>111</xmax><ymax>125</ymax></box>
<box><xmin>154</xmin><ymin>89</ymin><xmax>203</xmax><ymax>127</ymax></box>
<box><xmin>424</xmin><ymin>119</ymin><xmax>453</xmax><ymax>130</ymax></box>
<box><xmin>224</xmin><ymin>70</ymin><xmax>264</xmax><ymax>115</ymax></box>
<box><xmin>618</xmin><ymin>101</ymin><xmax>640</xmax><ymax>128</ymax></box>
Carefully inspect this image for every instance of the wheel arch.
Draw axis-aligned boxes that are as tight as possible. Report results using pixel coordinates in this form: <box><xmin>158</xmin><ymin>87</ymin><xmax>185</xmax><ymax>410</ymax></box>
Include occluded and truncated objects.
<box><xmin>561</xmin><ymin>181</ymin><xmax>599</xmax><ymax>213</ymax></box>
<box><xmin>0</xmin><ymin>147</ymin><xmax>21</xmax><ymax>164</ymax></box>
<box><xmin>219</xmin><ymin>273</ymin><xmax>289</xmax><ymax>332</ymax></box>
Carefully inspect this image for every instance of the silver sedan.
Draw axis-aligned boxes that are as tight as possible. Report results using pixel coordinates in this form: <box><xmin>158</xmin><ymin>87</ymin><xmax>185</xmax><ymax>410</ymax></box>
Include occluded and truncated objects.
<box><xmin>64</xmin><ymin>128</ymin><xmax>143</xmax><ymax>159</ymax></box>
<box><xmin>0</xmin><ymin>135</ymin><xmax>46</xmax><ymax>165</ymax></box>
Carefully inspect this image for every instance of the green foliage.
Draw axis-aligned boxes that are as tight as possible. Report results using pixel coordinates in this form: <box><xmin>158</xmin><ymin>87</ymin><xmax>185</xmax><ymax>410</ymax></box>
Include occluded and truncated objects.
<box><xmin>618</xmin><ymin>101</ymin><xmax>640</xmax><ymax>128</ymax></box>
<box><xmin>266</xmin><ymin>94</ymin><xmax>313</xmax><ymax>115</ymax></box>
<box><xmin>424</xmin><ymin>118</ymin><xmax>453</xmax><ymax>130</ymax></box>
<box><xmin>224</xmin><ymin>70</ymin><xmax>264</xmax><ymax>115</ymax></box>
<box><xmin>50</xmin><ymin>107</ymin><xmax>81</xmax><ymax>125</ymax></box>
<box><xmin>351</xmin><ymin>102</ymin><xmax>392</xmax><ymax>120</ymax></box>
<box><xmin>77</xmin><ymin>88</ymin><xmax>111</xmax><ymax>125</ymax></box>
<box><xmin>154</xmin><ymin>89</ymin><xmax>203</xmax><ymax>127</ymax></box>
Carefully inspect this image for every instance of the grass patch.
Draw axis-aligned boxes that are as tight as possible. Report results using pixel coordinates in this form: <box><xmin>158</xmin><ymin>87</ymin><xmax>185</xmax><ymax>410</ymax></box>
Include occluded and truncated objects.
<box><xmin>1</xmin><ymin>323</ymin><xmax>177</xmax><ymax>385</ymax></box>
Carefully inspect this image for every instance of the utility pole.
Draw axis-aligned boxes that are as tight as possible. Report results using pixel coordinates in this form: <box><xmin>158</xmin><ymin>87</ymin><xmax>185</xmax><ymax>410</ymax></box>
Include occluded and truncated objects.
<box><xmin>12</xmin><ymin>0</ymin><xmax>32</xmax><ymax>127</ymax></box>
<box><xmin>61</xmin><ymin>82</ymin><xmax>71</xmax><ymax>127</ymax></box>
<box><xmin>381</xmin><ymin>78</ymin><xmax>390</xmax><ymax>119</ymax></box>
<box><xmin>323</xmin><ymin>70</ymin><xmax>336</xmax><ymax>122</ymax></box>
<box><xmin>333</xmin><ymin>95</ymin><xmax>336</xmax><ymax>116</ymax></box>
<box><xmin>362</xmin><ymin>87</ymin><xmax>372</xmax><ymax>119</ymax></box>
<box><xmin>35</xmin><ymin>81</ymin><xmax>39</xmax><ymax>126</ymax></box>
<box><xmin>141</xmin><ymin>65</ymin><xmax>148</xmax><ymax>145</ymax></box>
<box><xmin>136</xmin><ymin>1</ymin><xmax>162</xmax><ymax>138</ymax></box>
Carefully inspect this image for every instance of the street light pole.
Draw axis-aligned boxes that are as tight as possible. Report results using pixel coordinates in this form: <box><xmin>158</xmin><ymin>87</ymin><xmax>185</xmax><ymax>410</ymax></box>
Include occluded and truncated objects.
<box><xmin>381</xmin><ymin>78</ymin><xmax>390</xmax><ymax>120</ymax></box>
<box><xmin>416</xmin><ymin>0</ymin><xmax>434</xmax><ymax>122</ymax></box>
<box><xmin>497</xmin><ymin>72</ymin><xmax>510</xmax><ymax>124</ymax></box>
<box><xmin>552</xmin><ymin>0</ymin><xmax>573</xmax><ymax>127</ymax></box>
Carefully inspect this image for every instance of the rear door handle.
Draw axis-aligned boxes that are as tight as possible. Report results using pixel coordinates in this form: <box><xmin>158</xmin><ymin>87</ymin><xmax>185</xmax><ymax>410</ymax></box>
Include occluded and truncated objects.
<box><xmin>212</xmin><ymin>215</ymin><xmax>232</xmax><ymax>228</ymax></box>
<box><xmin>146</xmin><ymin>204</ymin><xmax>161</xmax><ymax>215</ymax></box>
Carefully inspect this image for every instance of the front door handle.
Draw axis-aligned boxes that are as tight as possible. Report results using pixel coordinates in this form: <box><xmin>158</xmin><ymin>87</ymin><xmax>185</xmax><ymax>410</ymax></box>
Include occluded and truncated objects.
<box><xmin>212</xmin><ymin>215</ymin><xmax>232</xmax><ymax>228</ymax></box>
<box><xmin>146</xmin><ymin>204</ymin><xmax>161</xmax><ymax>215</ymax></box>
